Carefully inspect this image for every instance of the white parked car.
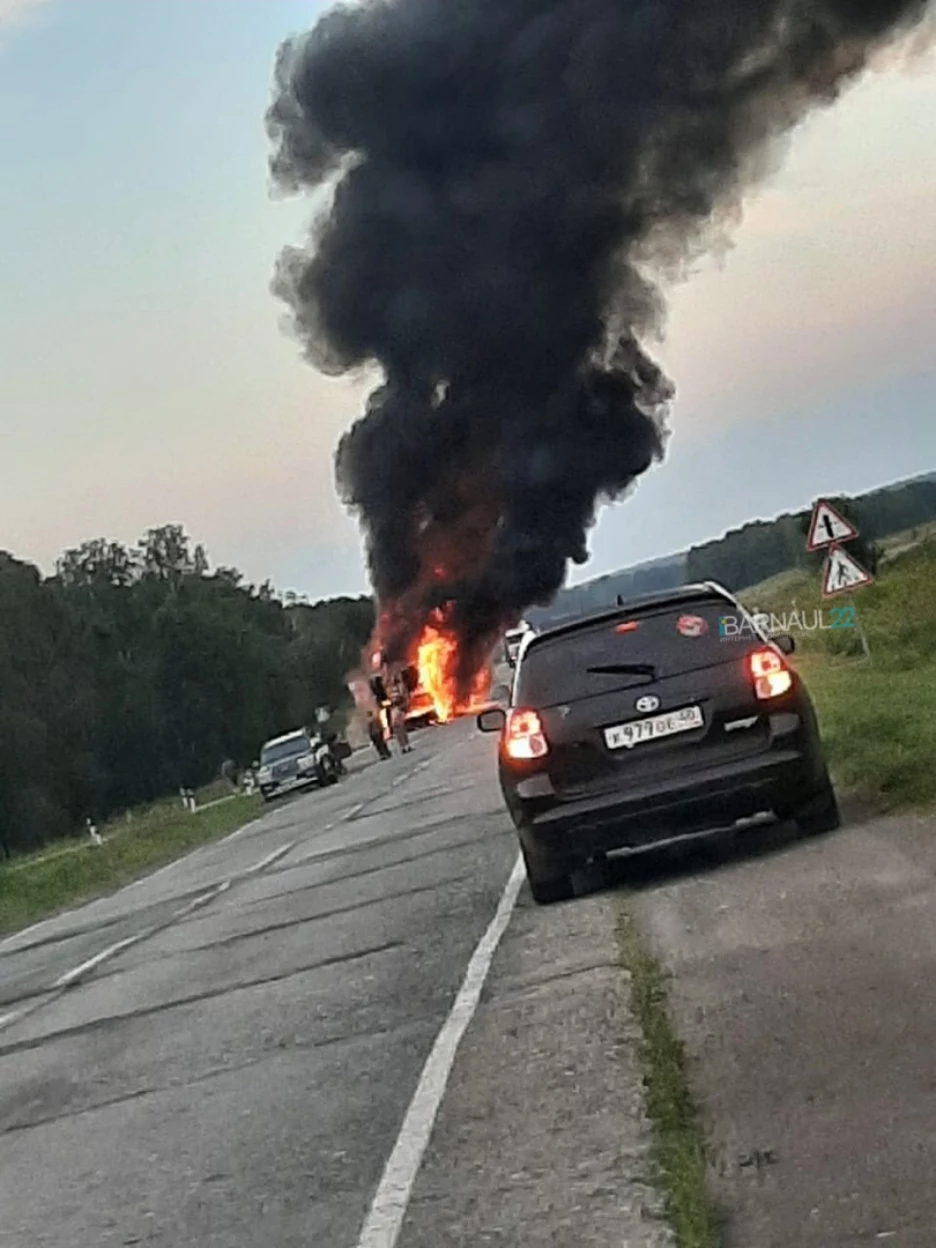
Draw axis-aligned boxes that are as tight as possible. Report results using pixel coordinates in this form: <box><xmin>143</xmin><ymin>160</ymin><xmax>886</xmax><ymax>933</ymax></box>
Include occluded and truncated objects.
<box><xmin>256</xmin><ymin>728</ymin><xmax>339</xmax><ymax>802</ymax></box>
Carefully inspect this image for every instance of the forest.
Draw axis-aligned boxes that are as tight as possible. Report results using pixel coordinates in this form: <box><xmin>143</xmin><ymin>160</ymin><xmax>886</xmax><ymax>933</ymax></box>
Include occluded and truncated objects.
<box><xmin>0</xmin><ymin>525</ymin><xmax>373</xmax><ymax>855</ymax></box>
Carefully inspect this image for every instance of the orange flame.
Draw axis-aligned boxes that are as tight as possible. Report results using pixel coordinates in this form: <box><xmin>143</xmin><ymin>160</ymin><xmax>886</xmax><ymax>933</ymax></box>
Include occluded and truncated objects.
<box><xmin>416</xmin><ymin>621</ymin><xmax>491</xmax><ymax>723</ymax></box>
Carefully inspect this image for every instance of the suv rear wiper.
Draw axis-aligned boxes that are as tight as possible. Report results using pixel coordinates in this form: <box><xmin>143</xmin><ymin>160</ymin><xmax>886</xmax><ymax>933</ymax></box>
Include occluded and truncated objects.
<box><xmin>586</xmin><ymin>663</ymin><xmax>657</xmax><ymax>678</ymax></box>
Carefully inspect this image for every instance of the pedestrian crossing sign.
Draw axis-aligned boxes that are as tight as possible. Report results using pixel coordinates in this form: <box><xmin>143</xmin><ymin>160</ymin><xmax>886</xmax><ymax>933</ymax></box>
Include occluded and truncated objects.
<box><xmin>821</xmin><ymin>544</ymin><xmax>874</xmax><ymax>598</ymax></box>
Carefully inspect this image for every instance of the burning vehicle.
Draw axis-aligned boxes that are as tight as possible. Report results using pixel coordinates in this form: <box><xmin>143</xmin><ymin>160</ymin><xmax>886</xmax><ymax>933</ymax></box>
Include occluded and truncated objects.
<box><xmin>363</xmin><ymin>621</ymin><xmax>494</xmax><ymax>732</ymax></box>
<box><xmin>401</xmin><ymin>666</ymin><xmax>437</xmax><ymax>729</ymax></box>
<box><xmin>394</xmin><ymin>662</ymin><xmax>449</xmax><ymax>729</ymax></box>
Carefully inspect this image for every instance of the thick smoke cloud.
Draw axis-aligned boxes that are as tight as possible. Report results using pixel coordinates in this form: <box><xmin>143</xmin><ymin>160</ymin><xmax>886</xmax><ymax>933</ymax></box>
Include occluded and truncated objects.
<box><xmin>268</xmin><ymin>0</ymin><xmax>928</xmax><ymax>680</ymax></box>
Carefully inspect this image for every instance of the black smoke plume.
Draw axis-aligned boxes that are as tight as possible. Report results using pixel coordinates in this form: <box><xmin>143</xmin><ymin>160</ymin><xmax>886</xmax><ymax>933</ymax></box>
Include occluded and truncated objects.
<box><xmin>267</xmin><ymin>0</ymin><xmax>928</xmax><ymax>683</ymax></box>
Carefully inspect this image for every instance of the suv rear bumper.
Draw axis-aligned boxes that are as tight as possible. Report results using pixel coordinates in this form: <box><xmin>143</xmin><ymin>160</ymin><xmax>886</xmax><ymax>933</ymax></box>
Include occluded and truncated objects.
<box><xmin>512</xmin><ymin>746</ymin><xmax>825</xmax><ymax>862</ymax></box>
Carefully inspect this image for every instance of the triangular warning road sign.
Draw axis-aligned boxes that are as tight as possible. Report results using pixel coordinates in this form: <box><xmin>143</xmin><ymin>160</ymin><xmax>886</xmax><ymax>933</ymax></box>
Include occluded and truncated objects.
<box><xmin>807</xmin><ymin>499</ymin><xmax>859</xmax><ymax>551</ymax></box>
<box><xmin>822</xmin><ymin>544</ymin><xmax>874</xmax><ymax>598</ymax></box>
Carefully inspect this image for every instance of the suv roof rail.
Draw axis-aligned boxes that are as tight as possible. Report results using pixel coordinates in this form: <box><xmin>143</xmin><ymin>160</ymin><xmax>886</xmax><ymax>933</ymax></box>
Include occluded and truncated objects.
<box><xmin>702</xmin><ymin>579</ymin><xmax>745</xmax><ymax>610</ymax></box>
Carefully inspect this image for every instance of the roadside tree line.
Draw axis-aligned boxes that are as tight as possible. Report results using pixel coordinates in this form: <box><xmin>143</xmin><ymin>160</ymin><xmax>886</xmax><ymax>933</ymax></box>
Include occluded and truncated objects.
<box><xmin>0</xmin><ymin>526</ymin><xmax>373</xmax><ymax>856</ymax></box>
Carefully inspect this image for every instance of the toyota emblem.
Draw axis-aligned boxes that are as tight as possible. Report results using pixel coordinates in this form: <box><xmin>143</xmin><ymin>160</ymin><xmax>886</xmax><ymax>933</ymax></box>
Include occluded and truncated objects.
<box><xmin>635</xmin><ymin>695</ymin><xmax>660</xmax><ymax>714</ymax></box>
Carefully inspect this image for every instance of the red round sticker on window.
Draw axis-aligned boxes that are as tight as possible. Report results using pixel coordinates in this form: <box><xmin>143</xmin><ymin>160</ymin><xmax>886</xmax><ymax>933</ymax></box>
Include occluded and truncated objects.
<box><xmin>676</xmin><ymin>614</ymin><xmax>708</xmax><ymax>638</ymax></box>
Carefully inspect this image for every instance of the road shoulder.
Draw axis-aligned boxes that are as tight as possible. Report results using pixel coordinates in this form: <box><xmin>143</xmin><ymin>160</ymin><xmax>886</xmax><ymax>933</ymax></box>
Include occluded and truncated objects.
<box><xmin>397</xmin><ymin>887</ymin><xmax>674</xmax><ymax>1247</ymax></box>
<box><xmin>627</xmin><ymin>812</ymin><xmax>936</xmax><ymax>1248</ymax></box>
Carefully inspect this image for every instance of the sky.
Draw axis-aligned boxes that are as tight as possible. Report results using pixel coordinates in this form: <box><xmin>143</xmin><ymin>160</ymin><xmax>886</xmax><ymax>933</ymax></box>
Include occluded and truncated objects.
<box><xmin>1</xmin><ymin>1</ymin><xmax>933</xmax><ymax>600</ymax></box>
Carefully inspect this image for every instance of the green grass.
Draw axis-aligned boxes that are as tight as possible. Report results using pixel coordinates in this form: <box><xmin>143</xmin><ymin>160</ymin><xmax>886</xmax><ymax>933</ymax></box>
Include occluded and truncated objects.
<box><xmin>0</xmin><ymin>795</ymin><xmax>262</xmax><ymax>937</ymax></box>
<box><xmin>799</xmin><ymin>661</ymin><xmax>936</xmax><ymax>808</ymax></box>
<box><xmin>194</xmin><ymin>777</ymin><xmax>239</xmax><ymax>805</ymax></box>
<box><xmin>740</xmin><ymin>538</ymin><xmax>936</xmax><ymax>810</ymax></box>
<box><xmin>616</xmin><ymin>907</ymin><xmax>721</xmax><ymax>1248</ymax></box>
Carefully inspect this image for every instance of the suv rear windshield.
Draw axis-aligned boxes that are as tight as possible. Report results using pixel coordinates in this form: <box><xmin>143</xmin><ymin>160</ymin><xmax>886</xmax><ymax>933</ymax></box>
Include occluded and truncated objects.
<box><xmin>514</xmin><ymin>601</ymin><xmax>754</xmax><ymax>707</ymax></box>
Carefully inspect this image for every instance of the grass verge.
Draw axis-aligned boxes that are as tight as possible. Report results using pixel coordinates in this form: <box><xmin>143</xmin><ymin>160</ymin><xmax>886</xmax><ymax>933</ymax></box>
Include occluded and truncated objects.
<box><xmin>616</xmin><ymin>905</ymin><xmax>720</xmax><ymax>1248</ymax></box>
<box><xmin>740</xmin><ymin>538</ymin><xmax>936</xmax><ymax>810</ymax></box>
<box><xmin>0</xmin><ymin>795</ymin><xmax>263</xmax><ymax>938</ymax></box>
<box><xmin>800</xmin><ymin>660</ymin><xmax>936</xmax><ymax>808</ymax></box>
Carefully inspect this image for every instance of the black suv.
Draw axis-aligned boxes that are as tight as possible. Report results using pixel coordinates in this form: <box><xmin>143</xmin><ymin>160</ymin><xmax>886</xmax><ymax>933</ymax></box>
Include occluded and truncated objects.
<box><xmin>478</xmin><ymin>583</ymin><xmax>839</xmax><ymax>904</ymax></box>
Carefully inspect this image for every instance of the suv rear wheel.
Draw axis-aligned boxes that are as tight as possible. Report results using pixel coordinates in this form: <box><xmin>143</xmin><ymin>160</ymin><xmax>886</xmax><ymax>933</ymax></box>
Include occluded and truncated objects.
<box><xmin>521</xmin><ymin>844</ymin><xmax>574</xmax><ymax>905</ymax></box>
<box><xmin>790</xmin><ymin>771</ymin><xmax>841</xmax><ymax>836</ymax></box>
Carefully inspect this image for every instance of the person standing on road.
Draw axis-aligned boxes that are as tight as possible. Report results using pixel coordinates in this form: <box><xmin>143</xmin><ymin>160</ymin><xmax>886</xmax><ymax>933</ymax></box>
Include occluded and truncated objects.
<box><xmin>391</xmin><ymin>702</ymin><xmax>412</xmax><ymax>754</ymax></box>
<box><xmin>386</xmin><ymin>670</ymin><xmax>412</xmax><ymax>755</ymax></box>
<box><xmin>367</xmin><ymin>710</ymin><xmax>391</xmax><ymax>761</ymax></box>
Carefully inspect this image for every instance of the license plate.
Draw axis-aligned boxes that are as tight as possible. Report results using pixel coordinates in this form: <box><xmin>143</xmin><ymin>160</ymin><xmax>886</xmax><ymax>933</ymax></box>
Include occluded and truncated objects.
<box><xmin>604</xmin><ymin>705</ymin><xmax>704</xmax><ymax>751</ymax></box>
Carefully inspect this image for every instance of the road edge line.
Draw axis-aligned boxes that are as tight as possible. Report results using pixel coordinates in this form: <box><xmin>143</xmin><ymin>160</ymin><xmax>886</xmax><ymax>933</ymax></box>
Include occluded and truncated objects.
<box><xmin>355</xmin><ymin>851</ymin><xmax>526</xmax><ymax>1248</ymax></box>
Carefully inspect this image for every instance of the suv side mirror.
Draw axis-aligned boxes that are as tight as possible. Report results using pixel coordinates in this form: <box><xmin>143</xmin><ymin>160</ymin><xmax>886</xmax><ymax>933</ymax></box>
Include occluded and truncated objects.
<box><xmin>477</xmin><ymin>707</ymin><xmax>506</xmax><ymax>733</ymax></box>
<box><xmin>774</xmin><ymin>633</ymin><xmax>796</xmax><ymax>656</ymax></box>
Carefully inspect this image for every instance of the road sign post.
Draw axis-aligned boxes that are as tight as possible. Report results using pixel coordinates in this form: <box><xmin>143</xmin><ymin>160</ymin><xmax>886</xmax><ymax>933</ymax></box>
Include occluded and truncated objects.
<box><xmin>852</xmin><ymin>603</ymin><xmax>872</xmax><ymax>663</ymax></box>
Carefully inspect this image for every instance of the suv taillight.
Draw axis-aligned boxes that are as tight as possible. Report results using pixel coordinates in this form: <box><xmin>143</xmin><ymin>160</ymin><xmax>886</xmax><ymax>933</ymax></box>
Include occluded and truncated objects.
<box><xmin>504</xmin><ymin>708</ymin><xmax>549</xmax><ymax>760</ymax></box>
<box><xmin>748</xmin><ymin>647</ymin><xmax>792</xmax><ymax>700</ymax></box>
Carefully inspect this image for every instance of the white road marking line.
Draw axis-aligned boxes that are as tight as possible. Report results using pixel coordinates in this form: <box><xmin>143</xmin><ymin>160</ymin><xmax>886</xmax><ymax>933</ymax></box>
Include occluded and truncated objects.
<box><xmin>0</xmin><ymin>1008</ymin><xmax>24</xmax><ymax>1031</ymax></box>
<box><xmin>372</xmin><ymin>755</ymin><xmax>437</xmax><ymax>796</ymax></box>
<box><xmin>47</xmin><ymin>848</ymin><xmax>292</xmax><ymax>995</ymax></box>
<box><xmin>53</xmin><ymin>935</ymin><xmax>141</xmax><ymax>989</ymax></box>
<box><xmin>172</xmin><ymin>881</ymin><xmax>231</xmax><ymax>919</ymax></box>
<box><xmin>355</xmin><ymin>851</ymin><xmax>525</xmax><ymax>1248</ymax></box>
<box><xmin>243</xmin><ymin>843</ymin><xmax>295</xmax><ymax>875</ymax></box>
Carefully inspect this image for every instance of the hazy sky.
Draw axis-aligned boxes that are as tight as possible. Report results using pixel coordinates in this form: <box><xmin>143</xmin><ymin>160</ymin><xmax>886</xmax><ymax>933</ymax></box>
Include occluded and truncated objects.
<box><xmin>1</xmin><ymin>1</ymin><xmax>933</xmax><ymax>599</ymax></box>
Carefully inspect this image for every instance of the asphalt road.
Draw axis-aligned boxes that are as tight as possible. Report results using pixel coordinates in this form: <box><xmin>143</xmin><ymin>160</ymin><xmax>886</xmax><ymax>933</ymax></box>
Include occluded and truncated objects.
<box><xmin>0</xmin><ymin>721</ymin><xmax>667</xmax><ymax>1248</ymax></box>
